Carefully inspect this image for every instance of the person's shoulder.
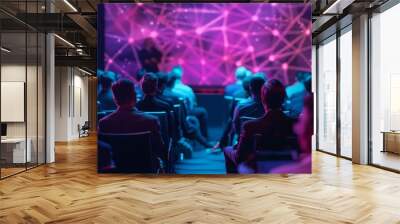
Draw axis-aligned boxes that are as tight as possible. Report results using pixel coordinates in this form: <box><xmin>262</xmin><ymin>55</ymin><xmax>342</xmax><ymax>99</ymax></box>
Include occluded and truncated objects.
<box><xmin>241</xmin><ymin>117</ymin><xmax>261</xmax><ymax>131</ymax></box>
<box><xmin>237</xmin><ymin>100</ymin><xmax>255</xmax><ymax>112</ymax></box>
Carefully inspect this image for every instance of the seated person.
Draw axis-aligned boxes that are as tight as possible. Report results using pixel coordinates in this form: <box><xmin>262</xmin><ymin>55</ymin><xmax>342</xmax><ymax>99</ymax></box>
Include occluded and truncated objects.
<box><xmin>271</xmin><ymin>93</ymin><xmax>313</xmax><ymax>173</ymax></box>
<box><xmin>284</xmin><ymin>72</ymin><xmax>311</xmax><ymax>118</ymax></box>
<box><xmin>98</xmin><ymin>75</ymin><xmax>116</xmax><ymax>111</ymax></box>
<box><xmin>225</xmin><ymin>66</ymin><xmax>251</xmax><ymax>97</ymax></box>
<box><xmin>170</xmin><ymin>65</ymin><xmax>209</xmax><ymax>139</ymax></box>
<box><xmin>155</xmin><ymin>72</ymin><xmax>183</xmax><ymax>140</ymax></box>
<box><xmin>137</xmin><ymin>73</ymin><xmax>174</xmax><ymax>140</ymax></box>
<box><xmin>232</xmin><ymin>75</ymin><xmax>266</xmax><ymax>135</ymax></box>
<box><xmin>98</xmin><ymin>79</ymin><xmax>166</xmax><ymax>161</ymax></box>
<box><xmin>223</xmin><ymin>79</ymin><xmax>294</xmax><ymax>173</ymax></box>
<box><xmin>213</xmin><ymin>74</ymin><xmax>256</xmax><ymax>150</ymax></box>
<box><xmin>156</xmin><ymin>72</ymin><xmax>181</xmax><ymax>106</ymax></box>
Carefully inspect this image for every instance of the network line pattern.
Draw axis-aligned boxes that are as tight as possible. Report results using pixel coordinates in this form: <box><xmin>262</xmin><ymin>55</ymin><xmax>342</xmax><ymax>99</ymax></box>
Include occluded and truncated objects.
<box><xmin>102</xmin><ymin>3</ymin><xmax>312</xmax><ymax>86</ymax></box>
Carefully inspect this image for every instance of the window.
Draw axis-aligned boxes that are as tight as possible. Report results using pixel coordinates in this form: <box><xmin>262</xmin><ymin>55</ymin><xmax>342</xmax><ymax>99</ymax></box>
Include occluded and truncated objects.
<box><xmin>317</xmin><ymin>36</ymin><xmax>337</xmax><ymax>154</ymax></box>
<box><xmin>371</xmin><ymin>3</ymin><xmax>400</xmax><ymax>171</ymax></box>
<box><xmin>339</xmin><ymin>28</ymin><xmax>352</xmax><ymax>158</ymax></box>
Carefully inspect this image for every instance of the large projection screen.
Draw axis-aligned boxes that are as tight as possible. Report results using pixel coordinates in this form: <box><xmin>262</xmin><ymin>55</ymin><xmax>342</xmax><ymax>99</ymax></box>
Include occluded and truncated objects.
<box><xmin>1</xmin><ymin>82</ymin><xmax>25</xmax><ymax>122</ymax></box>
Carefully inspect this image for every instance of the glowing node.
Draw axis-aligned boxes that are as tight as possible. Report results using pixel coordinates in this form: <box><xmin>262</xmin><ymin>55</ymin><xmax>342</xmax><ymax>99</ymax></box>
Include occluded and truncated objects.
<box><xmin>269</xmin><ymin>55</ymin><xmax>276</xmax><ymax>61</ymax></box>
<box><xmin>223</xmin><ymin>56</ymin><xmax>228</xmax><ymax>61</ymax></box>
<box><xmin>178</xmin><ymin>58</ymin><xmax>184</xmax><ymax>64</ymax></box>
<box><xmin>107</xmin><ymin>59</ymin><xmax>113</xmax><ymax>64</ymax></box>
<box><xmin>201</xmin><ymin>59</ymin><xmax>206</xmax><ymax>65</ymax></box>
<box><xmin>305</xmin><ymin>29</ymin><xmax>311</xmax><ymax>36</ymax></box>
<box><xmin>223</xmin><ymin>10</ymin><xmax>229</xmax><ymax>16</ymax></box>
<box><xmin>137</xmin><ymin>3</ymin><xmax>143</xmax><ymax>6</ymax></box>
<box><xmin>243</xmin><ymin>32</ymin><xmax>248</xmax><ymax>38</ymax></box>
<box><xmin>254</xmin><ymin>67</ymin><xmax>260</xmax><ymax>72</ymax></box>
<box><xmin>176</xmin><ymin>29</ymin><xmax>183</xmax><ymax>36</ymax></box>
<box><xmin>128</xmin><ymin>37</ymin><xmax>134</xmax><ymax>43</ymax></box>
<box><xmin>236</xmin><ymin>61</ymin><xmax>242</xmax><ymax>66</ymax></box>
<box><xmin>140</xmin><ymin>28</ymin><xmax>145</xmax><ymax>33</ymax></box>
<box><xmin>195</xmin><ymin>27</ymin><xmax>204</xmax><ymax>35</ymax></box>
<box><xmin>251</xmin><ymin>15</ymin><xmax>258</xmax><ymax>21</ymax></box>
<box><xmin>150</xmin><ymin>31</ymin><xmax>158</xmax><ymax>38</ymax></box>
<box><xmin>272</xmin><ymin>29</ymin><xmax>280</xmax><ymax>36</ymax></box>
<box><xmin>282</xmin><ymin>63</ymin><xmax>289</xmax><ymax>70</ymax></box>
<box><xmin>247</xmin><ymin>46</ymin><xmax>254</xmax><ymax>52</ymax></box>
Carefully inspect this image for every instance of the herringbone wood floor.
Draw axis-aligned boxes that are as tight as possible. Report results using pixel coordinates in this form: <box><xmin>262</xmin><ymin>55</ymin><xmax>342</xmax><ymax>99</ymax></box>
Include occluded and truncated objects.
<box><xmin>1</xmin><ymin>135</ymin><xmax>400</xmax><ymax>224</ymax></box>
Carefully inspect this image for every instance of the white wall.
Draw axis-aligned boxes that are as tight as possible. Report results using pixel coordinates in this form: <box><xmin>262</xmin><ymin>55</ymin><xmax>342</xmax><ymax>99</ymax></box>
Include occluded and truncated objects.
<box><xmin>55</xmin><ymin>67</ymin><xmax>89</xmax><ymax>141</ymax></box>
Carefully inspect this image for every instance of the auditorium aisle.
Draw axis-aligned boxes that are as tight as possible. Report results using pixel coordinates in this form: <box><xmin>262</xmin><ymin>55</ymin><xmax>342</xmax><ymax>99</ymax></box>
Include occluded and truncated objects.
<box><xmin>174</xmin><ymin>127</ymin><xmax>227</xmax><ymax>174</ymax></box>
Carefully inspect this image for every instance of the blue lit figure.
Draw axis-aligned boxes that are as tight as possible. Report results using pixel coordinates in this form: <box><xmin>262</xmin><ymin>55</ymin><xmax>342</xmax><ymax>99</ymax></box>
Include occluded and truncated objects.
<box><xmin>284</xmin><ymin>72</ymin><xmax>311</xmax><ymax>118</ymax></box>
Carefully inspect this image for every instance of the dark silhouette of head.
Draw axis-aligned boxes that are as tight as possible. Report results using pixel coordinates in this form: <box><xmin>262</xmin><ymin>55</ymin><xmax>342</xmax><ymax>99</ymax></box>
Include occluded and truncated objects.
<box><xmin>141</xmin><ymin>73</ymin><xmax>158</xmax><ymax>96</ymax></box>
<box><xmin>99</xmin><ymin>76</ymin><xmax>113</xmax><ymax>91</ymax></box>
<box><xmin>112</xmin><ymin>79</ymin><xmax>137</xmax><ymax>108</ymax></box>
<box><xmin>261</xmin><ymin>79</ymin><xmax>286</xmax><ymax>111</ymax></box>
<box><xmin>143</xmin><ymin>38</ymin><xmax>156</xmax><ymax>50</ymax></box>
<box><xmin>249</xmin><ymin>75</ymin><xmax>266</xmax><ymax>100</ymax></box>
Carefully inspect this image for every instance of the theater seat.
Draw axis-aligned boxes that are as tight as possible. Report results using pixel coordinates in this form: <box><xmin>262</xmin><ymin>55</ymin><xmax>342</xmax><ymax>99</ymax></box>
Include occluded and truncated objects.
<box><xmin>98</xmin><ymin>131</ymin><xmax>162</xmax><ymax>173</ymax></box>
<box><xmin>238</xmin><ymin>134</ymin><xmax>299</xmax><ymax>174</ymax></box>
<box><xmin>145</xmin><ymin>111</ymin><xmax>170</xmax><ymax>145</ymax></box>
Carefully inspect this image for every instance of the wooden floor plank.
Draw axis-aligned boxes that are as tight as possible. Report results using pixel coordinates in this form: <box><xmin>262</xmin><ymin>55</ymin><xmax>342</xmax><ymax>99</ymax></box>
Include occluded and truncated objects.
<box><xmin>0</xmin><ymin>135</ymin><xmax>400</xmax><ymax>223</ymax></box>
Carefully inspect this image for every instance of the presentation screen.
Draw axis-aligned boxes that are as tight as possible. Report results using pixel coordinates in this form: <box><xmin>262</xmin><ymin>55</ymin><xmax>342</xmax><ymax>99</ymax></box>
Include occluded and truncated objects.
<box><xmin>98</xmin><ymin>3</ymin><xmax>311</xmax><ymax>86</ymax></box>
<box><xmin>97</xmin><ymin>3</ymin><xmax>312</xmax><ymax>175</ymax></box>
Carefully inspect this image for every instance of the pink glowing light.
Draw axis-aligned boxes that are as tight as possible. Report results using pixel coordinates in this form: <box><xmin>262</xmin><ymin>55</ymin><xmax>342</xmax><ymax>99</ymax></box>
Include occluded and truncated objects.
<box><xmin>305</xmin><ymin>29</ymin><xmax>311</xmax><ymax>36</ymax></box>
<box><xmin>269</xmin><ymin>55</ymin><xmax>276</xmax><ymax>61</ymax></box>
<box><xmin>282</xmin><ymin>63</ymin><xmax>289</xmax><ymax>70</ymax></box>
<box><xmin>150</xmin><ymin>31</ymin><xmax>158</xmax><ymax>38</ymax></box>
<box><xmin>195</xmin><ymin>27</ymin><xmax>204</xmax><ymax>35</ymax></box>
<box><xmin>272</xmin><ymin>29</ymin><xmax>280</xmax><ymax>36</ymax></box>
<box><xmin>128</xmin><ymin>37</ymin><xmax>134</xmax><ymax>43</ymax></box>
<box><xmin>251</xmin><ymin>15</ymin><xmax>259</xmax><ymax>21</ymax></box>
<box><xmin>176</xmin><ymin>29</ymin><xmax>183</xmax><ymax>36</ymax></box>
<box><xmin>247</xmin><ymin>46</ymin><xmax>254</xmax><ymax>52</ymax></box>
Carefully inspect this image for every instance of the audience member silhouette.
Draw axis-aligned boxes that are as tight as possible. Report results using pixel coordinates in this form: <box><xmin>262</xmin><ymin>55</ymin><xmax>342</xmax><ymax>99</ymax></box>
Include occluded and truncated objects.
<box><xmin>271</xmin><ymin>93</ymin><xmax>313</xmax><ymax>173</ymax></box>
<box><xmin>98</xmin><ymin>79</ymin><xmax>166</xmax><ymax>161</ymax></box>
<box><xmin>137</xmin><ymin>74</ymin><xmax>174</xmax><ymax>138</ymax></box>
<box><xmin>170</xmin><ymin>65</ymin><xmax>209</xmax><ymax>139</ymax></box>
<box><xmin>232</xmin><ymin>75</ymin><xmax>266</xmax><ymax>135</ymax></box>
<box><xmin>225</xmin><ymin>66</ymin><xmax>251</xmax><ymax>97</ymax></box>
<box><xmin>98</xmin><ymin>75</ymin><xmax>116</xmax><ymax>111</ymax></box>
<box><xmin>223</xmin><ymin>79</ymin><xmax>294</xmax><ymax>173</ymax></box>
<box><xmin>284</xmin><ymin>72</ymin><xmax>311</xmax><ymax>118</ymax></box>
<box><xmin>138</xmin><ymin>38</ymin><xmax>163</xmax><ymax>73</ymax></box>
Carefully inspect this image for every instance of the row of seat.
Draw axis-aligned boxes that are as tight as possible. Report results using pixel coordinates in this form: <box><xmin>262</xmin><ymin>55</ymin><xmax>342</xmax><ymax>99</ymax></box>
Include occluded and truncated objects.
<box><xmin>97</xmin><ymin>103</ymin><xmax>185</xmax><ymax>173</ymax></box>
